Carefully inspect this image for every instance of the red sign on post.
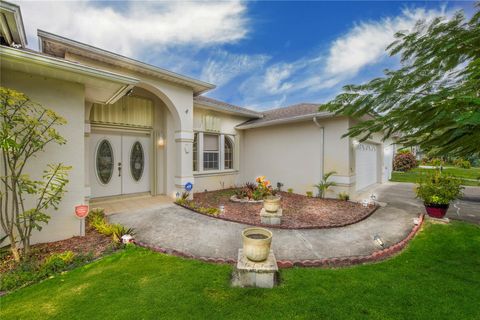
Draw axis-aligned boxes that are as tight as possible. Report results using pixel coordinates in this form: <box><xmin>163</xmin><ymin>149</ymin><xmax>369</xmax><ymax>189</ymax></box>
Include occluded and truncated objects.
<box><xmin>75</xmin><ymin>205</ymin><xmax>89</xmax><ymax>219</ymax></box>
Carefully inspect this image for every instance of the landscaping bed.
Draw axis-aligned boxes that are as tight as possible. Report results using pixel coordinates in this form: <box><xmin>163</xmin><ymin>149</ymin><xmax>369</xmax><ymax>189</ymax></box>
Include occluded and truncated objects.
<box><xmin>0</xmin><ymin>227</ymin><xmax>112</xmax><ymax>275</ymax></box>
<box><xmin>181</xmin><ymin>189</ymin><xmax>377</xmax><ymax>229</ymax></box>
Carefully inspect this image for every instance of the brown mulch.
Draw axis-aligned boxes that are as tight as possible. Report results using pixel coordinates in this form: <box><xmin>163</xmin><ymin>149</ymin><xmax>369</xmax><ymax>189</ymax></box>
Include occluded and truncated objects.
<box><xmin>0</xmin><ymin>227</ymin><xmax>112</xmax><ymax>274</ymax></box>
<box><xmin>189</xmin><ymin>189</ymin><xmax>377</xmax><ymax>229</ymax></box>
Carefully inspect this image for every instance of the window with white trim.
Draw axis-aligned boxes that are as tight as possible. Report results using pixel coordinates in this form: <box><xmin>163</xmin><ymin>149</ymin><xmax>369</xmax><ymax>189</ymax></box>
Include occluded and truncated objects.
<box><xmin>203</xmin><ymin>134</ymin><xmax>219</xmax><ymax>170</ymax></box>
<box><xmin>224</xmin><ymin>136</ymin><xmax>233</xmax><ymax>169</ymax></box>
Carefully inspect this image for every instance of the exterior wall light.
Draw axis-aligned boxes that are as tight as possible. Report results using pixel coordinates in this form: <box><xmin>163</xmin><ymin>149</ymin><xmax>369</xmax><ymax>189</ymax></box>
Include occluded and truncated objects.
<box><xmin>157</xmin><ymin>136</ymin><xmax>165</xmax><ymax>147</ymax></box>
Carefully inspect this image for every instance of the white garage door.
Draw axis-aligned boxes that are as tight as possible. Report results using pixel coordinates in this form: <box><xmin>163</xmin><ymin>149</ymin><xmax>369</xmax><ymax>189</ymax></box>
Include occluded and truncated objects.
<box><xmin>355</xmin><ymin>142</ymin><xmax>378</xmax><ymax>191</ymax></box>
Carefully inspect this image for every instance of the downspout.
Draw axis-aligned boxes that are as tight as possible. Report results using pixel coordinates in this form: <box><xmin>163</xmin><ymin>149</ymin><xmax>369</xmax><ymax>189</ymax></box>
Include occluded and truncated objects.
<box><xmin>313</xmin><ymin>116</ymin><xmax>325</xmax><ymax>180</ymax></box>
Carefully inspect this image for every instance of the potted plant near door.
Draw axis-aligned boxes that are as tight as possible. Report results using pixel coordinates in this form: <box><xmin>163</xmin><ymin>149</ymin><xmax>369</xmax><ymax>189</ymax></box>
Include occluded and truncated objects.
<box><xmin>415</xmin><ymin>171</ymin><xmax>463</xmax><ymax>218</ymax></box>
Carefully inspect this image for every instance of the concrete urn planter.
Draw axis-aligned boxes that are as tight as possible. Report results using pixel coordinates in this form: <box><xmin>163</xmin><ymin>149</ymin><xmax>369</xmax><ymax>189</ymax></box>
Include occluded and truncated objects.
<box><xmin>242</xmin><ymin>227</ymin><xmax>272</xmax><ymax>262</ymax></box>
<box><xmin>263</xmin><ymin>195</ymin><xmax>281</xmax><ymax>213</ymax></box>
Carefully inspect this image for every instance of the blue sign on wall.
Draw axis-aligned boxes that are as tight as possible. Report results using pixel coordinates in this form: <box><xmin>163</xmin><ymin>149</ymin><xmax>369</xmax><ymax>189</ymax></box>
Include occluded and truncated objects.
<box><xmin>185</xmin><ymin>182</ymin><xmax>193</xmax><ymax>191</ymax></box>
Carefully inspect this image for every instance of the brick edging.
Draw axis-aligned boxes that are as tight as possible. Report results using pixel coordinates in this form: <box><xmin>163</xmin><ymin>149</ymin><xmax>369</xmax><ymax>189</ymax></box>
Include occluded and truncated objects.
<box><xmin>133</xmin><ymin>213</ymin><xmax>424</xmax><ymax>269</ymax></box>
<box><xmin>174</xmin><ymin>202</ymin><xmax>379</xmax><ymax>230</ymax></box>
<box><xmin>277</xmin><ymin>213</ymin><xmax>425</xmax><ymax>268</ymax></box>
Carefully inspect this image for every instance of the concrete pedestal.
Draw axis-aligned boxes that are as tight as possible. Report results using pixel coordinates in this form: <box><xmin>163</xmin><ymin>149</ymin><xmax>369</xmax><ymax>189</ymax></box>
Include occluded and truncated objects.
<box><xmin>260</xmin><ymin>208</ymin><xmax>282</xmax><ymax>225</ymax></box>
<box><xmin>231</xmin><ymin>249</ymin><xmax>278</xmax><ymax>288</ymax></box>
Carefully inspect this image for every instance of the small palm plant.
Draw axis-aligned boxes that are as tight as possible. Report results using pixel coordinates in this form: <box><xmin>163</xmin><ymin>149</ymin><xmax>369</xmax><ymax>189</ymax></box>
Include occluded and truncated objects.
<box><xmin>314</xmin><ymin>171</ymin><xmax>337</xmax><ymax>198</ymax></box>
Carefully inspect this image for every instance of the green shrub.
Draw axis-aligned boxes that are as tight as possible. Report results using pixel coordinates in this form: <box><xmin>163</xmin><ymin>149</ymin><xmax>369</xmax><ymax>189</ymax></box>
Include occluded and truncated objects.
<box><xmin>88</xmin><ymin>209</ymin><xmax>107</xmax><ymax>230</ymax></box>
<box><xmin>110</xmin><ymin>224</ymin><xmax>135</xmax><ymax>243</ymax></box>
<box><xmin>0</xmin><ymin>269</ymin><xmax>40</xmax><ymax>291</ymax></box>
<box><xmin>454</xmin><ymin>158</ymin><xmax>471</xmax><ymax>169</ymax></box>
<box><xmin>41</xmin><ymin>251</ymin><xmax>75</xmax><ymax>275</ymax></box>
<box><xmin>338</xmin><ymin>192</ymin><xmax>350</xmax><ymax>201</ymax></box>
<box><xmin>252</xmin><ymin>189</ymin><xmax>264</xmax><ymax>200</ymax></box>
<box><xmin>0</xmin><ymin>251</ymin><xmax>96</xmax><ymax>291</ymax></box>
<box><xmin>430</xmin><ymin>158</ymin><xmax>443</xmax><ymax>167</ymax></box>
<box><xmin>306</xmin><ymin>191</ymin><xmax>313</xmax><ymax>197</ymax></box>
<box><xmin>287</xmin><ymin>188</ymin><xmax>293</xmax><ymax>193</ymax></box>
<box><xmin>233</xmin><ymin>188</ymin><xmax>248</xmax><ymax>199</ymax></box>
<box><xmin>198</xmin><ymin>207</ymin><xmax>220</xmax><ymax>216</ymax></box>
<box><xmin>393</xmin><ymin>151</ymin><xmax>418</xmax><ymax>172</ymax></box>
<box><xmin>416</xmin><ymin>171</ymin><xmax>464</xmax><ymax>205</ymax></box>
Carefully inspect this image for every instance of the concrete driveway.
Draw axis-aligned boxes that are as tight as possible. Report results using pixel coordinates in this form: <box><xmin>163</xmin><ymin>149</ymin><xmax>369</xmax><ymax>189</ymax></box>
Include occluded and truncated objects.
<box><xmin>108</xmin><ymin>182</ymin><xmax>473</xmax><ymax>261</ymax></box>
<box><xmin>363</xmin><ymin>182</ymin><xmax>480</xmax><ymax>224</ymax></box>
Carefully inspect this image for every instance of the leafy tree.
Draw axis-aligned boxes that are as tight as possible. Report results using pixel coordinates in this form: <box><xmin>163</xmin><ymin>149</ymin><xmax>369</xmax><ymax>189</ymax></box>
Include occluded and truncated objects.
<box><xmin>0</xmin><ymin>87</ymin><xmax>71</xmax><ymax>261</ymax></box>
<box><xmin>322</xmin><ymin>6</ymin><xmax>480</xmax><ymax>157</ymax></box>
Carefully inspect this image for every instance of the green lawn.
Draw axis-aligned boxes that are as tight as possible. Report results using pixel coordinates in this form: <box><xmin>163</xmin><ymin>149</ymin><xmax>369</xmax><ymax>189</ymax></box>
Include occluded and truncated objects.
<box><xmin>1</xmin><ymin>222</ymin><xmax>479</xmax><ymax>320</ymax></box>
<box><xmin>391</xmin><ymin>167</ymin><xmax>480</xmax><ymax>186</ymax></box>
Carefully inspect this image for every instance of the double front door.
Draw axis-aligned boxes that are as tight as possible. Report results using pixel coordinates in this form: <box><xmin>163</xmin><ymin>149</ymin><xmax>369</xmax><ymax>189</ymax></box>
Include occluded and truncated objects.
<box><xmin>90</xmin><ymin>132</ymin><xmax>151</xmax><ymax>198</ymax></box>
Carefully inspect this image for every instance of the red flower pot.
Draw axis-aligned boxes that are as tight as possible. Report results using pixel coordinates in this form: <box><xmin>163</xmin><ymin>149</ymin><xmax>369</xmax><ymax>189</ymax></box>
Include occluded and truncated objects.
<box><xmin>424</xmin><ymin>203</ymin><xmax>449</xmax><ymax>218</ymax></box>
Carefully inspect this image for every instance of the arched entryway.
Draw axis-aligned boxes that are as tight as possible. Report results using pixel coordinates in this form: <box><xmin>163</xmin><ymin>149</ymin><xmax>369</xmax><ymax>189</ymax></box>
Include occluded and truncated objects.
<box><xmin>86</xmin><ymin>84</ymin><xmax>184</xmax><ymax>199</ymax></box>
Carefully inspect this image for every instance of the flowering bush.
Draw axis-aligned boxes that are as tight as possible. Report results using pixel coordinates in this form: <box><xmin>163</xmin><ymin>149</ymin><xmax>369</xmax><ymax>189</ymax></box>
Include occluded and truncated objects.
<box><xmin>393</xmin><ymin>151</ymin><xmax>418</xmax><ymax>172</ymax></box>
<box><xmin>233</xmin><ymin>176</ymin><xmax>276</xmax><ymax>200</ymax></box>
<box><xmin>415</xmin><ymin>171</ymin><xmax>463</xmax><ymax>205</ymax></box>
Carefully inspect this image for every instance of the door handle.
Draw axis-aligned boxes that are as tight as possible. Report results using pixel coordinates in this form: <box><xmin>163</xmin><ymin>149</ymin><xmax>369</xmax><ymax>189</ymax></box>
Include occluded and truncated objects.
<box><xmin>118</xmin><ymin>162</ymin><xmax>122</xmax><ymax>177</ymax></box>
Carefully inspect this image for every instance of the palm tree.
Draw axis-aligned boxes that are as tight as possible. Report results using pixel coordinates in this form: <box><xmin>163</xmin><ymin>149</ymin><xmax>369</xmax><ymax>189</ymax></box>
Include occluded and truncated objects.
<box><xmin>314</xmin><ymin>171</ymin><xmax>337</xmax><ymax>198</ymax></box>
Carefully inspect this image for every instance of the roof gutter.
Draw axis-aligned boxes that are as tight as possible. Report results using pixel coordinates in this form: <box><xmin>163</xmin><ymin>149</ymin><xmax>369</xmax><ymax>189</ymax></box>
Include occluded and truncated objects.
<box><xmin>236</xmin><ymin>112</ymin><xmax>334</xmax><ymax>130</ymax></box>
<box><xmin>0</xmin><ymin>46</ymin><xmax>140</xmax><ymax>85</ymax></box>
<box><xmin>194</xmin><ymin>101</ymin><xmax>263</xmax><ymax>119</ymax></box>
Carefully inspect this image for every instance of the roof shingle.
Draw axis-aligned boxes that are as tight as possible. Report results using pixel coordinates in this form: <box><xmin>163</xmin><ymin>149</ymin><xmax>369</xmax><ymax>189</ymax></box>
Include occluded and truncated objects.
<box><xmin>236</xmin><ymin>103</ymin><xmax>333</xmax><ymax>129</ymax></box>
<box><xmin>193</xmin><ymin>96</ymin><xmax>263</xmax><ymax>118</ymax></box>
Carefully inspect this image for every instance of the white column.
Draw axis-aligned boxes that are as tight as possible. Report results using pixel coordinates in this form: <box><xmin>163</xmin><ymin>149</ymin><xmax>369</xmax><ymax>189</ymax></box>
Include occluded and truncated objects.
<box><xmin>198</xmin><ymin>132</ymin><xmax>204</xmax><ymax>172</ymax></box>
<box><xmin>174</xmin><ymin>130</ymin><xmax>194</xmax><ymax>196</ymax></box>
<box><xmin>220</xmin><ymin>134</ymin><xmax>225</xmax><ymax>171</ymax></box>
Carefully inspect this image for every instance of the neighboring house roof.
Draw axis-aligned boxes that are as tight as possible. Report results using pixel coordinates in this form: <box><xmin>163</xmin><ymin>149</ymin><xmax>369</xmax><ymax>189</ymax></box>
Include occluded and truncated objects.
<box><xmin>0</xmin><ymin>1</ymin><xmax>27</xmax><ymax>47</ymax></box>
<box><xmin>194</xmin><ymin>96</ymin><xmax>262</xmax><ymax>119</ymax></box>
<box><xmin>236</xmin><ymin>103</ymin><xmax>334</xmax><ymax>129</ymax></box>
<box><xmin>0</xmin><ymin>45</ymin><xmax>139</xmax><ymax>104</ymax></box>
<box><xmin>37</xmin><ymin>30</ymin><xmax>215</xmax><ymax>95</ymax></box>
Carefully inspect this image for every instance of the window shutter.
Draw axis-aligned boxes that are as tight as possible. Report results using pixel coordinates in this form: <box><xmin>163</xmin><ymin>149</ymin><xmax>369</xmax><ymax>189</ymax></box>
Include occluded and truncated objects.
<box><xmin>203</xmin><ymin>134</ymin><xmax>219</xmax><ymax>151</ymax></box>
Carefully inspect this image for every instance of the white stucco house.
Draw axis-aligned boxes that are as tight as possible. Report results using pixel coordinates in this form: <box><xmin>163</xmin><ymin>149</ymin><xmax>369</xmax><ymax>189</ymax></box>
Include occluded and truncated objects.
<box><xmin>0</xmin><ymin>2</ymin><xmax>396</xmax><ymax>244</ymax></box>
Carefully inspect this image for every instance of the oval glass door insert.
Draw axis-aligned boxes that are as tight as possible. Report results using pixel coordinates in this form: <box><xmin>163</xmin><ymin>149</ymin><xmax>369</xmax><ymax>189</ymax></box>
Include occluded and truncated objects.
<box><xmin>96</xmin><ymin>139</ymin><xmax>114</xmax><ymax>184</ymax></box>
<box><xmin>130</xmin><ymin>141</ymin><xmax>144</xmax><ymax>181</ymax></box>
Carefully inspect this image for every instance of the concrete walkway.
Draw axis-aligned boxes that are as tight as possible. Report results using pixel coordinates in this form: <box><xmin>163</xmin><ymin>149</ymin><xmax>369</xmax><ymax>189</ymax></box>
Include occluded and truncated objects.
<box><xmin>108</xmin><ymin>183</ymin><xmax>440</xmax><ymax>260</ymax></box>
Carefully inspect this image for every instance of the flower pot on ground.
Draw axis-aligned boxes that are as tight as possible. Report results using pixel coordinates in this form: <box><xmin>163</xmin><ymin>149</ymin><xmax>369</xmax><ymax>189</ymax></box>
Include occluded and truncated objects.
<box><xmin>415</xmin><ymin>171</ymin><xmax>463</xmax><ymax>219</ymax></box>
<box><xmin>263</xmin><ymin>195</ymin><xmax>281</xmax><ymax>213</ymax></box>
<box><xmin>424</xmin><ymin>203</ymin><xmax>450</xmax><ymax>218</ymax></box>
<box><xmin>242</xmin><ymin>227</ymin><xmax>272</xmax><ymax>262</ymax></box>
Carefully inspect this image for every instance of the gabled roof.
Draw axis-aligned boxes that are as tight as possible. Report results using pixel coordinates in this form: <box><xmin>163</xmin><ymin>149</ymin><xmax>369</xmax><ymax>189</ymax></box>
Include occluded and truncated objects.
<box><xmin>1</xmin><ymin>45</ymin><xmax>139</xmax><ymax>104</ymax></box>
<box><xmin>37</xmin><ymin>30</ymin><xmax>215</xmax><ymax>95</ymax></box>
<box><xmin>236</xmin><ymin>103</ymin><xmax>334</xmax><ymax>129</ymax></box>
<box><xmin>194</xmin><ymin>96</ymin><xmax>262</xmax><ymax>118</ymax></box>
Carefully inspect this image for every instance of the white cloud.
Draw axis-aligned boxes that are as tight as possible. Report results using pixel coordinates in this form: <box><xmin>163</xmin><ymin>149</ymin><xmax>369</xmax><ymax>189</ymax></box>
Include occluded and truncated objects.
<box><xmin>238</xmin><ymin>7</ymin><xmax>450</xmax><ymax>110</ymax></box>
<box><xmin>325</xmin><ymin>8</ymin><xmax>446</xmax><ymax>76</ymax></box>
<box><xmin>263</xmin><ymin>63</ymin><xmax>295</xmax><ymax>94</ymax></box>
<box><xmin>17</xmin><ymin>0</ymin><xmax>249</xmax><ymax>57</ymax></box>
<box><xmin>201</xmin><ymin>50</ymin><xmax>269</xmax><ymax>86</ymax></box>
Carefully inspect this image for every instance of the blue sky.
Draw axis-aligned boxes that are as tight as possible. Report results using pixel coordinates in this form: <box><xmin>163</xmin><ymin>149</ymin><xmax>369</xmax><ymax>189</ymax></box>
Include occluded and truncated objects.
<box><xmin>17</xmin><ymin>1</ymin><xmax>476</xmax><ymax>110</ymax></box>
